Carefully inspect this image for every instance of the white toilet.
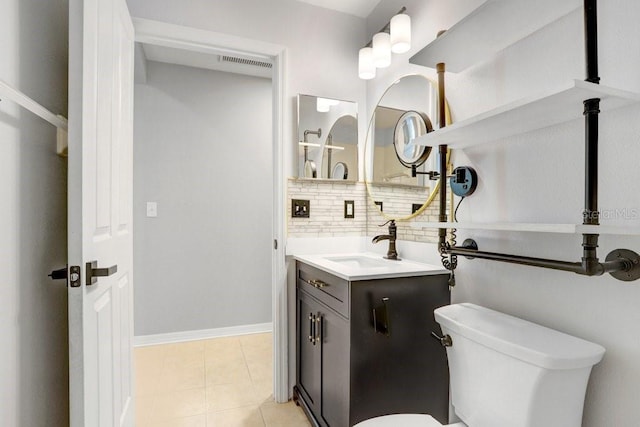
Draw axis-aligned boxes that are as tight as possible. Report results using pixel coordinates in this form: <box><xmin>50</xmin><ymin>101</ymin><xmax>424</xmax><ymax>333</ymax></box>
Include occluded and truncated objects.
<box><xmin>354</xmin><ymin>303</ymin><xmax>605</xmax><ymax>427</ymax></box>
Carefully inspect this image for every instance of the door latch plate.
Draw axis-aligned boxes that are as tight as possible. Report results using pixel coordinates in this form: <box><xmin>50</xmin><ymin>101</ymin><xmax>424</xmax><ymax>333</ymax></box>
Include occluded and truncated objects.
<box><xmin>69</xmin><ymin>265</ymin><xmax>81</xmax><ymax>288</ymax></box>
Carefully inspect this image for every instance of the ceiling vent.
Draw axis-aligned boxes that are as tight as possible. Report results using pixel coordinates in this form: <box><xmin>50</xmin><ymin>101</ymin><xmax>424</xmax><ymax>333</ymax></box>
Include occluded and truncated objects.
<box><xmin>220</xmin><ymin>55</ymin><xmax>273</xmax><ymax>69</ymax></box>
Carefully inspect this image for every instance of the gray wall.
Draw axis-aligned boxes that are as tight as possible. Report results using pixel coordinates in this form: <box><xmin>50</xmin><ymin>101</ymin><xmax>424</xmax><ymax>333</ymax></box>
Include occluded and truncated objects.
<box><xmin>126</xmin><ymin>0</ymin><xmax>367</xmax><ymax>179</ymax></box>
<box><xmin>0</xmin><ymin>0</ymin><xmax>69</xmax><ymax>425</ymax></box>
<box><xmin>367</xmin><ymin>1</ymin><xmax>640</xmax><ymax>425</ymax></box>
<box><xmin>133</xmin><ymin>62</ymin><xmax>272</xmax><ymax>336</ymax></box>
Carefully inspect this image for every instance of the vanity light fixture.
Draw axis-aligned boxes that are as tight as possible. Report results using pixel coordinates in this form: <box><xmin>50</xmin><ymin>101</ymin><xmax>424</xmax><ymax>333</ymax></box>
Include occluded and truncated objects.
<box><xmin>359</xmin><ymin>7</ymin><xmax>410</xmax><ymax>80</ymax></box>
<box><xmin>372</xmin><ymin>32</ymin><xmax>391</xmax><ymax>68</ymax></box>
<box><xmin>390</xmin><ymin>13</ymin><xmax>411</xmax><ymax>53</ymax></box>
<box><xmin>358</xmin><ymin>47</ymin><xmax>376</xmax><ymax>80</ymax></box>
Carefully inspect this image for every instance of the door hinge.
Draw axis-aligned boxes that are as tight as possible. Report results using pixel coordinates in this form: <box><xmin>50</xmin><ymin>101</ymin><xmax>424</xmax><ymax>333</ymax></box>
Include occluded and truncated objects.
<box><xmin>274</xmin><ymin>239</ymin><xmax>278</xmax><ymax>250</ymax></box>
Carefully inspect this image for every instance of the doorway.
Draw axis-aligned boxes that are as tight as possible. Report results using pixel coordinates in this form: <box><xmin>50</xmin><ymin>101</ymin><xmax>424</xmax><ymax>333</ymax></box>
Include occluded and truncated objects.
<box><xmin>131</xmin><ymin>19</ymin><xmax>287</xmax><ymax>402</ymax></box>
<box><xmin>133</xmin><ymin>57</ymin><xmax>273</xmax><ymax>335</ymax></box>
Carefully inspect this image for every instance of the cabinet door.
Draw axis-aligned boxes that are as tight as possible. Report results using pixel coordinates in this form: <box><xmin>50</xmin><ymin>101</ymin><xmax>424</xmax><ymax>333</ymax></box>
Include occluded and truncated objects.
<box><xmin>319</xmin><ymin>306</ymin><xmax>350</xmax><ymax>427</ymax></box>
<box><xmin>297</xmin><ymin>291</ymin><xmax>322</xmax><ymax>414</ymax></box>
<box><xmin>349</xmin><ymin>275</ymin><xmax>450</xmax><ymax>425</ymax></box>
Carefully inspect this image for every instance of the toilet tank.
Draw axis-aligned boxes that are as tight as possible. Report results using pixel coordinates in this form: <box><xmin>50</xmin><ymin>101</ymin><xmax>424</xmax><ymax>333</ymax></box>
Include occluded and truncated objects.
<box><xmin>434</xmin><ymin>303</ymin><xmax>605</xmax><ymax>427</ymax></box>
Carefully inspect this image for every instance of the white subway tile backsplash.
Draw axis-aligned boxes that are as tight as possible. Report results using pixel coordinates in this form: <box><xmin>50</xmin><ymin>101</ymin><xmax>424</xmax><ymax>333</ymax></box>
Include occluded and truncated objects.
<box><xmin>287</xmin><ymin>178</ymin><xmax>447</xmax><ymax>243</ymax></box>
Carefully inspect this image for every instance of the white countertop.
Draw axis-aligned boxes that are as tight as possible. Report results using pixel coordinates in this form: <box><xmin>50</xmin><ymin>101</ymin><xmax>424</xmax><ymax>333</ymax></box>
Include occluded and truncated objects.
<box><xmin>292</xmin><ymin>252</ymin><xmax>448</xmax><ymax>281</ymax></box>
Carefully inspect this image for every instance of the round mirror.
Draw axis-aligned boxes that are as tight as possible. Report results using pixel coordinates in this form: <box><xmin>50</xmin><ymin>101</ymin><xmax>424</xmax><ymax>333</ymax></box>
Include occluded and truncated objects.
<box><xmin>394</xmin><ymin>111</ymin><xmax>433</xmax><ymax>167</ymax></box>
<box><xmin>364</xmin><ymin>74</ymin><xmax>450</xmax><ymax>220</ymax></box>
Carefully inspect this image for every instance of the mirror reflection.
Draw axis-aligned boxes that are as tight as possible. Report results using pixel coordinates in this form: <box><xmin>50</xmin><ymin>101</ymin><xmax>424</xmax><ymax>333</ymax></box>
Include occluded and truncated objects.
<box><xmin>297</xmin><ymin>95</ymin><xmax>358</xmax><ymax>181</ymax></box>
<box><xmin>365</xmin><ymin>75</ymin><xmax>448</xmax><ymax>220</ymax></box>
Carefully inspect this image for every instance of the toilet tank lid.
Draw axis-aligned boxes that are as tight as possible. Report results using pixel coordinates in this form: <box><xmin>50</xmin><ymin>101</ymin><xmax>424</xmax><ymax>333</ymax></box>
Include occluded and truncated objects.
<box><xmin>434</xmin><ymin>303</ymin><xmax>605</xmax><ymax>370</ymax></box>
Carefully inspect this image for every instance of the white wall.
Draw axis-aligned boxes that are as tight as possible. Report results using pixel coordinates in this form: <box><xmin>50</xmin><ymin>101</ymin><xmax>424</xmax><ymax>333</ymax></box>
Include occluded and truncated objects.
<box><xmin>133</xmin><ymin>61</ymin><xmax>272</xmax><ymax>335</ymax></box>
<box><xmin>368</xmin><ymin>1</ymin><xmax>640</xmax><ymax>425</ymax></box>
<box><xmin>126</xmin><ymin>0</ymin><xmax>368</xmax><ymax>180</ymax></box>
<box><xmin>0</xmin><ymin>0</ymin><xmax>69</xmax><ymax>425</ymax></box>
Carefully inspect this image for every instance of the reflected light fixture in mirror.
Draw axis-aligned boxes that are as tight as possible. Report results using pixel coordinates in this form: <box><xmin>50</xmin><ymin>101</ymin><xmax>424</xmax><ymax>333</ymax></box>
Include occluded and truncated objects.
<box><xmin>317</xmin><ymin>98</ymin><xmax>330</xmax><ymax>112</ymax></box>
<box><xmin>317</xmin><ymin>97</ymin><xmax>340</xmax><ymax>112</ymax></box>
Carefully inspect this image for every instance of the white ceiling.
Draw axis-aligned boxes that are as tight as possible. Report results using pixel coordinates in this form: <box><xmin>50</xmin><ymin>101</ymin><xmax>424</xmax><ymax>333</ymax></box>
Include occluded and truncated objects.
<box><xmin>295</xmin><ymin>0</ymin><xmax>382</xmax><ymax>18</ymax></box>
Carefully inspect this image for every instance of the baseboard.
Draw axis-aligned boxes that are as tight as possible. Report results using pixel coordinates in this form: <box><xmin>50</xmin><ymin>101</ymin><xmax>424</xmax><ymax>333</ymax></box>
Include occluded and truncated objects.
<box><xmin>134</xmin><ymin>322</ymin><xmax>273</xmax><ymax>347</ymax></box>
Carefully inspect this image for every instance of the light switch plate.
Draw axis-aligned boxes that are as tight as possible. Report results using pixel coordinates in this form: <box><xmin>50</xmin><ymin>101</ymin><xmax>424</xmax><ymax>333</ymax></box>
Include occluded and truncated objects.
<box><xmin>146</xmin><ymin>202</ymin><xmax>158</xmax><ymax>217</ymax></box>
<box><xmin>292</xmin><ymin>199</ymin><xmax>310</xmax><ymax>218</ymax></box>
<box><xmin>344</xmin><ymin>200</ymin><xmax>354</xmax><ymax>218</ymax></box>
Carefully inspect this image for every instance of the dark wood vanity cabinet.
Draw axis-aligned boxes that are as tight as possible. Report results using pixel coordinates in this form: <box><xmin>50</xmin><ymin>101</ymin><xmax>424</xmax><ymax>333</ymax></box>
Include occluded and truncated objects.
<box><xmin>297</xmin><ymin>291</ymin><xmax>350</xmax><ymax>426</ymax></box>
<box><xmin>294</xmin><ymin>261</ymin><xmax>451</xmax><ymax>427</ymax></box>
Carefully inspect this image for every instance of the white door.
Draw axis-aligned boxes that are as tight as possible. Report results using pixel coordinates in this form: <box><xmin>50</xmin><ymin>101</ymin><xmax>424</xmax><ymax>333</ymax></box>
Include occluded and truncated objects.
<box><xmin>68</xmin><ymin>0</ymin><xmax>135</xmax><ymax>425</ymax></box>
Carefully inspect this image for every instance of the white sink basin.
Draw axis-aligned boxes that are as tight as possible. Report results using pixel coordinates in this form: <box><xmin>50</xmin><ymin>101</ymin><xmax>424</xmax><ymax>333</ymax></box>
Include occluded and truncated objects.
<box><xmin>293</xmin><ymin>252</ymin><xmax>447</xmax><ymax>280</ymax></box>
<box><xmin>323</xmin><ymin>255</ymin><xmax>394</xmax><ymax>269</ymax></box>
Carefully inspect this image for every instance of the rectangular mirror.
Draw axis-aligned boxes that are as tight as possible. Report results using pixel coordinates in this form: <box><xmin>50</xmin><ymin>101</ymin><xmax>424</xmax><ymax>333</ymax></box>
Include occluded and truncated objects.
<box><xmin>297</xmin><ymin>94</ymin><xmax>358</xmax><ymax>181</ymax></box>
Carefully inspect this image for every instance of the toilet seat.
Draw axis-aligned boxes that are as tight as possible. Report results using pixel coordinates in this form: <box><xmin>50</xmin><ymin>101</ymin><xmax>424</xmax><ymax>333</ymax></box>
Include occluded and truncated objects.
<box><xmin>353</xmin><ymin>414</ymin><xmax>467</xmax><ymax>427</ymax></box>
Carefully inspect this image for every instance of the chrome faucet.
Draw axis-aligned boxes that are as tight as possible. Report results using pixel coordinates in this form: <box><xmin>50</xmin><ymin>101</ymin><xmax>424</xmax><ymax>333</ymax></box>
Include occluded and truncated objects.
<box><xmin>372</xmin><ymin>219</ymin><xmax>400</xmax><ymax>260</ymax></box>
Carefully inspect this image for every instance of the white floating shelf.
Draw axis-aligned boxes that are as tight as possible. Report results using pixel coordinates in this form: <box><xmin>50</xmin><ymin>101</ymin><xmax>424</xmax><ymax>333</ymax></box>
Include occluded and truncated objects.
<box><xmin>411</xmin><ymin>221</ymin><xmax>640</xmax><ymax>236</ymax></box>
<box><xmin>411</xmin><ymin>222</ymin><xmax>577</xmax><ymax>233</ymax></box>
<box><xmin>413</xmin><ymin>80</ymin><xmax>640</xmax><ymax>149</ymax></box>
<box><xmin>409</xmin><ymin>0</ymin><xmax>581</xmax><ymax>72</ymax></box>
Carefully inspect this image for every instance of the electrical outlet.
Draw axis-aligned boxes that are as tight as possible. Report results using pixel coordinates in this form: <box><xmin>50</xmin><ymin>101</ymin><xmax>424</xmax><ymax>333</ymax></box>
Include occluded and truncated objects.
<box><xmin>146</xmin><ymin>202</ymin><xmax>158</xmax><ymax>217</ymax></box>
<box><xmin>292</xmin><ymin>199</ymin><xmax>310</xmax><ymax>218</ymax></box>
<box><xmin>344</xmin><ymin>200</ymin><xmax>355</xmax><ymax>218</ymax></box>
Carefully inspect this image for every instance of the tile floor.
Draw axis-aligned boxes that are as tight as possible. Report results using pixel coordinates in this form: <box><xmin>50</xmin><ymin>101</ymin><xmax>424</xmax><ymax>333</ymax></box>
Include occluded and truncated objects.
<box><xmin>135</xmin><ymin>332</ymin><xmax>311</xmax><ymax>427</ymax></box>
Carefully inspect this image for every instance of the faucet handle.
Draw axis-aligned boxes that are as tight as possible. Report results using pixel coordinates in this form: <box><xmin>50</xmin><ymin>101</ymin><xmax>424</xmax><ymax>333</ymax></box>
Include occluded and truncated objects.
<box><xmin>378</xmin><ymin>219</ymin><xmax>396</xmax><ymax>227</ymax></box>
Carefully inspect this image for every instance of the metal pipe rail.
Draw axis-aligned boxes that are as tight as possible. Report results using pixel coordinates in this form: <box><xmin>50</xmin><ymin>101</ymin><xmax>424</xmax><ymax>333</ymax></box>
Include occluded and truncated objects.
<box><xmin>447</xmin><ymin>245</ymin><xmax>637</xmax><ymax>278</ymax></box>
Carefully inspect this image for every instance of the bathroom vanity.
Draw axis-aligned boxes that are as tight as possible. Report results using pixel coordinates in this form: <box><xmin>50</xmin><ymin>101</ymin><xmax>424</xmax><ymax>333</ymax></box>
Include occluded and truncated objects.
<box><xmin>293</xmin><ymin>254</ymin><xmax>450</xmax><ymax>427</ymax></box>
